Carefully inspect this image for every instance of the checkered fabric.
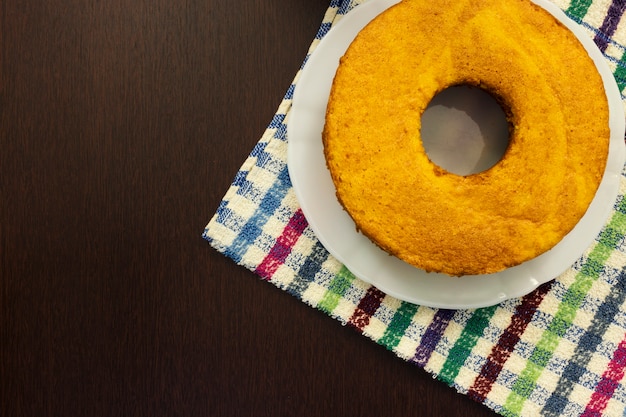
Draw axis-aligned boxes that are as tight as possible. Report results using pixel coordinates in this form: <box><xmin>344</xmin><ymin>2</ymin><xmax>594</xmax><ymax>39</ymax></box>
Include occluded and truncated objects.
<box><xmin>204</xmin><ymin>1</ymin><xmax>626</xmax><ymax>416</ymax></box>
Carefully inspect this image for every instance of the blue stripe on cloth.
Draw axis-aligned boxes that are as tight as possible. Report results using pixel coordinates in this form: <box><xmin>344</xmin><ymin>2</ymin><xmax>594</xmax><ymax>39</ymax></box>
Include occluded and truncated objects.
<box><xmin>300</xmin><ymin>53</ymin><xmax>311</xmax><ymax>70</ymax></box>
<box><xmin>286</xmin><ymin>241</ymin><xmax>331</xmax><ymax>296</ymax></box>
<box><xmin>250</xmin><ymin>141</ymin><xmax>268</xmax><ymax>158</ymax></box>
<box><xmin>261</xmin><ymin>115</ymin><xmax>288</xmax><ymax>141</ymax></box>
<box><xmin>338</xmin><ymin>0</ymin><xmax>357</xmax><ymax>16</ymax></box>
<box><xmin>232</xmin><ymin>169</ymin><xmax>249</xmax><ymax>187</ymax></box>
<box><xmin>203</xmin><ymin>200</ymin><xmax>230</xmax><ymax>244</ymax></box>
<box><xmin>223</xmin><ymin>166</ymin><xmax>292</xmax><ymax>263</ymax></box>
<box><xmin>215</xmin><ymin>206</ymin><xmax>235</xmax><ymax>228</ymax></box>
<box><xmin>238</xmin><ymin>138</ymin><xmax>285</xmax><ymax>178</ymax></box>
<box><xmin>285</xmin><ymin>84</ymin><xmax>295</xmax><ymax>100</ymax></box>
<box><xmin>235</xmin><ymin>177</ymin><xmax>264</xmax><ymax>201</ymax></box>
<box><xmin>268</xmin><ymin>114</ymin><xmax>286</xmax><ymax>129</ymax></box>
<box><xmin>616</xmin><ymin>195</ymin><xmax>626</xmax><ymax>214</ymax></box>
<box><xmin>316</xmin><ymin>21</ymin><xmax>333</xmax><ymax>39</ymax></box>
<box><xmin>541</xmin><ymin>268</ymin><xmax>626</xmax><ymax>417</ymax></box>
<box><xmin>204</xmin><ymin>201</ymin><xmax>248</xmax><ymax>243</ymax></box>
<box><xmin>274</xmin><ymin>123</ymin><xmax>287</xmax><ymax>141</ymax></box>
<box><xmin>255</xmin><ymin>146</ymin><xmax>287</xmax><ymax>174</ymax></box>
<box><xmin>215</xmin><ymin>199</ymin><xmax>229</xmax><ymax>221</ymax></box>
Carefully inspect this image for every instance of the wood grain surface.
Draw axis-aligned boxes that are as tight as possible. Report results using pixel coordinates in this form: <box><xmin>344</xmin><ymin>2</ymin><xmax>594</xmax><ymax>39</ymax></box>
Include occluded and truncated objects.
<box><xmin>0</xmin><ymin>1</ymin><xmax>498</xmax><ymax>416</ymax></box>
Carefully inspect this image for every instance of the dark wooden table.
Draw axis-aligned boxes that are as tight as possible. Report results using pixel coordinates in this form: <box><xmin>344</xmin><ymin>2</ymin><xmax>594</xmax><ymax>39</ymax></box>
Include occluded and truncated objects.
<box><xmin>1</xmin><ymin>1</ymin><xmax>498</xmax><ymax>416</ymax></box>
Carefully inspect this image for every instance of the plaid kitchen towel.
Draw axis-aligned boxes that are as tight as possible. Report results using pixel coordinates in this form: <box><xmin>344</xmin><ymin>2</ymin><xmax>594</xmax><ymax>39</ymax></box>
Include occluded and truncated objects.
<box><xmin>203</xmin><ymin>0</ymin><xmax>626</xmax><ymax>416</ymax></box>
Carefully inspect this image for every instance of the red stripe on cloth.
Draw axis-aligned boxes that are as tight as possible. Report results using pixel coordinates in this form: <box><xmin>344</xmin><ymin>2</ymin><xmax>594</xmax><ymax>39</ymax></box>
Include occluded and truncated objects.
<box><xmin>348</xmin><ymin>287</ymin><xmax>386</xmax><ymax>333</ymax></box>
<box><xmin>255</xmin><ymin>208</ymin><xmax>308</xmax><ymax>281</ymax></box>
<box><xmin>581</xmin><ymin>335</ymin><xmax>626</xmax><ymax>417</ymax></box>
<box><xmin>468</xmin><ymin>282</ymin><xmax>552</xmax><ymax>403</ymax></box>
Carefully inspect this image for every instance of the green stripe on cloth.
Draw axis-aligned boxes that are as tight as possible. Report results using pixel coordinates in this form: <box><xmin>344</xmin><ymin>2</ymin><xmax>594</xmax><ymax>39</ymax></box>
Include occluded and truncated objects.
<box><xmin>567</xmin><ymin>0</ymin><xmax>593</xmax><ymax>20</ymax></box>
<box><xmin>502</xmin><ymin>210</ymin><xmax>626</xmax><ymax>416</ymax></box>
<box><xmin>613</xmin><ymin>210</ymin><xmax>626</xmax><ymax>229</ymax></box>
<box><xmin>610</xmin><ymin>206</ymin><xmax>626</xmax><ymax>232</ymax></box>
<box><xmin>317</xmin><ymin>265</ymin><xmax>356</xmax><ymax>314</ymax></box>
<box><xmin>613</xmin><ymin>58</ymin><xmax>626</xmax><ymax>92</ymax></box>
<box><xmin>439</xmin><ymin>305</ymin><xmax>499</xmax><ymax>385</ymax></box>
<box><xmin>378</xmin><ymin>302</ymin><xmax>420</xmax><ymax>350</ymax></box>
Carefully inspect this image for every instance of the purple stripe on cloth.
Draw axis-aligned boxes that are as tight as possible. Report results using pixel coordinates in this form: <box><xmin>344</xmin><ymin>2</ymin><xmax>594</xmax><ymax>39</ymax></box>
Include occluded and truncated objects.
<box><xmin>594</xmin><ymin>0</ymin><xmax>626</xmax><ymax>51</ymax></box>
<box><xmin>411</xmin><ymin>309</ymin><xmax>456</xmax><ymax>367</ymax></box>
<box><xmin>467</xmin><ymin>282</ymin><xmax>552</xmax><ymax>403</ymax></box>
<box><xmin>348</xmin><ymin>287</ymin><xmax>386</xmax><ymax>333</ymax></box>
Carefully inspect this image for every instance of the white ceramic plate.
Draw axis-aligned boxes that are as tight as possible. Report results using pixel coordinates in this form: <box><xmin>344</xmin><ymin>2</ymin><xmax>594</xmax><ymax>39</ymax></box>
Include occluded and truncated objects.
<box><xmin>287</xmin><ymin>0</ymin><xmax>625</xmax><ymax>309</ymax></box>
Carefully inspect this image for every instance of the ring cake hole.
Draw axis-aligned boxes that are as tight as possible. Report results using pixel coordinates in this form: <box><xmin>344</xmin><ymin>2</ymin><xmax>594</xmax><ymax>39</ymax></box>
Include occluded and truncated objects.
<box><xmin>420</xmin><ymin>85</ymin><xmax>510</xmax><ymax>176</ymax></box>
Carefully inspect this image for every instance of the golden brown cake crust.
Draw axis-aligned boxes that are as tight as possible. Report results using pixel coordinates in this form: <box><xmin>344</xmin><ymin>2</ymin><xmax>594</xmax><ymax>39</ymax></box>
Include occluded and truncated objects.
<box><xmin>322</xmin><ymin>0</ymin><xmax>610</xmax><ymax>276</ymax></box>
